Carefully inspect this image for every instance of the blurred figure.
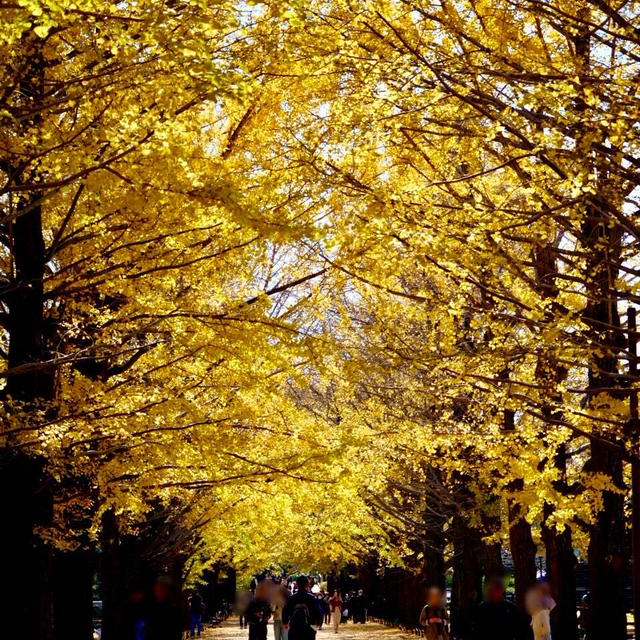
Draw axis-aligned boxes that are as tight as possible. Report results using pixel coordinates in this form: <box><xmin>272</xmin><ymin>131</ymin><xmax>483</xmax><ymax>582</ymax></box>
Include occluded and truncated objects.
<box><xmin>321</xmin><ymin>592</ymin><xmax>331</xmax><ymax>625</ymax></box>
<box><xmin>246</xmin><ymin>582</ymin><xmax>272</xmax><ymax>640</ymax></box>
<box><xmin>189</xmin><ymin>591</ymin><xmax>205</xmax><ymax>637</ymax></box>
<box><xmin>124</xmin><ymin>586</ymin><xmax>147</xmax><ymax>640</ymax></box>
<box><xmin>272</xmin><ymin>585</ymin><xmax>288</xmax><ymax>640</ymax></box>
<box><xmin>237</xmin><ymin>591</ymin><xmax>252</xmax><ymax>630</ymax></box>
<box><xmin>350</xmin><ymin>589</ymin><xmax>367</xmax><ymax>624</ymax></box>
<box><xmin>538</xmin><ymin>581</ymin><xmax>556</xmax><ymax>613</ymax></box>
<box><xmin>525</xmin><ymin>584</ymin><xmax>552</xmax><ymax>640</ymax></box>
<box><xmin>283</xmin><ymin>576</ymin><xmax>324</xmax><ymax>640</ymax></box>
<box><xmin>420</xmin><ymin>586</ymin><xmax>449</xmax><ymax>640</ymax></box>
<box><xmin>330</xmin><ymin>590</ymin><xmax>343</xmax><ymax>634</ymax></box>
<box><xmin>473</xmin><ymin>578</ymin><xmax>528</xmax><ymax>640</ymax></box>
<box><xmin>146</xmin><ymin>578</ymin><xmax>184</xmax><ymax>640</ymax></box>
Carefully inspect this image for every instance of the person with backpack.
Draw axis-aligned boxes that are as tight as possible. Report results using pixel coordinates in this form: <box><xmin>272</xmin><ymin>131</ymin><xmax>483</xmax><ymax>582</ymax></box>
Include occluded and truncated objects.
<box><xmin>283</xmin><ymin>576</ymin><xmax>324</xmax><ymax>640</ymax></box>
<box><xmin>246</xmin><ymin>583</ymin><xmax>272</xmax><ymax>640</ymax></box>
<box><xmin>419</xmin><ymin>586</ymin><xmax>449</xmax><ymax>640</ymax></box>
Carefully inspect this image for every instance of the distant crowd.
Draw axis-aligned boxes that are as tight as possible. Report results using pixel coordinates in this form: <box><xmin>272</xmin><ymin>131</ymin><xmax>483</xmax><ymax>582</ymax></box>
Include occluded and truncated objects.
<box><xmin>237</xmin><ymin>574</ymin><xmax>556</xmax><ymax>640</ymax></box>
<box><xmin>236</xmin><ymin>574</ymin><xmax>369</xmax><ymax>640</ymax></box>
<box><xmin>119</xmin><ymin>572</ymin><xmax>555</xmax><ymax>640</ymax></box>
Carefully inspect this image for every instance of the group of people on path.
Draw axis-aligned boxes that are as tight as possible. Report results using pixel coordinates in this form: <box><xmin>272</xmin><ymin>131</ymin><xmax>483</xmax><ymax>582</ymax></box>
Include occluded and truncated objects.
<box><xmin>238</xmin><ymin>575</ymin><xmax>368</xmax><ymax>640</ymax></box>
<box><xmin>420</xmin><ymin>578</ymin><xmax>555</xmax><ymax>640</ymax></box>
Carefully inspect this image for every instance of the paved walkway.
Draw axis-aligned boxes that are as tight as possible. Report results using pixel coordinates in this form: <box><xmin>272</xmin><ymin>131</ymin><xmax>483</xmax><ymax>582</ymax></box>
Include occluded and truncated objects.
<box><xmin>197</xmin><ymin>619</ymin><xmax>417</xmax><ymax>640</ymax></box>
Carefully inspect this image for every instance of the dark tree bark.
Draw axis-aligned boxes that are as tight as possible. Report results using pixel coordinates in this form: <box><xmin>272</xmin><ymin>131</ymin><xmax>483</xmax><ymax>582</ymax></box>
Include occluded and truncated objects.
<box><xmin>100</xmin><ymin>504</ymin><xmax>194</xmax><ymax>640</ymax></box>
<box><xmin>0</xmin><ymin>33</ymin><xmax>60</xmax><ymax>640</ymax></box>
<box><xmin>570</xmin><ymin>5</ymin><xmax>628</xmax><ymax>632</ymax></box>
<box><xmin>585</xmin><ymin>442</ymin><xmax>626</xmax><ymax>640</ymax></box>
<box><xmin>508</xmin><ymin>496</ymin><xmax>537</xmax><ymax>611</ymax></box>
<box><xmin>450</xmin><ymin>518</ymin><xmax>483</xmax><ymax>640</ymax></box>
<box><xmin>580</xmin><ymin>196</ymin><xmax>627</xmax><ymax>640</ymax></box>
<box><xmin>0</xmin><ymin>452</ymin><xmax>55</xmax><ymax>639</ymax></box>
<box><xmin>477</xmin><ymin>540</ymin><xmax>504</xmax><ymax>581</ymax></box>
<box><xmin>53</xmin><ymin>550</ymin><xmax>95</xmax><ymax>640</ymax></box>
<box><xmin>100</xmin><ymin>509</ymin><xmax>132</xmax><ymax>640</ymax></box>
<box><xmin>542</xmin><ymin>518</ymin><xmax>577</xmax><ymax>640</ymax></box>
<box><xmin>422</xmin><ymin>513</ymin><xmax>446</xmax><ymax>590</ymax></box>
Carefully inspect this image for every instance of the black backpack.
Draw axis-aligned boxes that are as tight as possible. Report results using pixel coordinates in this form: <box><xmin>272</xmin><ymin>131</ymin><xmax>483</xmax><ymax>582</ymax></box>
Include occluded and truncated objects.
<box><xmin>289</xmin><ymin>603</ymin><xmax>316</xmax><ymax>640</ymax></box>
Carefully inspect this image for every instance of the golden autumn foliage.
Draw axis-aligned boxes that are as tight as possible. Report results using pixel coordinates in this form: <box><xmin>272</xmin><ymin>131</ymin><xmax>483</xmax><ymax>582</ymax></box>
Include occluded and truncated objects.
<box><xmin>2</xmin><ymin>6</ymin><xmax>640</xmax><ymax>636</ymax></box>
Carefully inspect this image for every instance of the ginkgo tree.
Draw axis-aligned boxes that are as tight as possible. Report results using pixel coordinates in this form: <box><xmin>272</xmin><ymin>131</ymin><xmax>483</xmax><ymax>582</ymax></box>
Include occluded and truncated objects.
<box><xmin>232</xmin><ymin>1</ymin><xmax>640</xmax><ymax>638</ymax></box>
<box><xmin>4</xmin><ymin>1</ymin><xmax>640</xmax><ymax>640</ymax></box>
<box><xmin>0</xmin><ymin>2</ymin><xmax>343</xmax><ymax>638</ymax></box>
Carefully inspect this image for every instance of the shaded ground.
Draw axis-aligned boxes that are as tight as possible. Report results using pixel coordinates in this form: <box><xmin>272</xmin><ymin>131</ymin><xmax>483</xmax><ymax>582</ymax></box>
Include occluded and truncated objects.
<box><xmin>197</xmin><ymin>619</ymin><xmax>417</xmax><ymax>640</ymax></box>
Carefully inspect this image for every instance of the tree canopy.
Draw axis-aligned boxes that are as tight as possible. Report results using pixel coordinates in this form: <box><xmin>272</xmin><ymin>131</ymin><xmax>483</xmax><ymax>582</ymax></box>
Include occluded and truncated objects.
<box><xmin>2</xmin><ymin>1</ymin><xmax>640</xmax><ymax>639</ymax></box>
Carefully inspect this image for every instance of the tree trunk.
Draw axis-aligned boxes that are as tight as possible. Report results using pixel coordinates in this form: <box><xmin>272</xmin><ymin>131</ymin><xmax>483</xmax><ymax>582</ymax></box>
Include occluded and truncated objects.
<box><xmin>0</xmin><ymin>452</ymin><xmax>54</xmax><ymax>639</ymax></box>
<box><xmin>101</xmin><ymin>509</ymin><xmax>135</xmax><ymax>640</ymax></box>
<box><xmin>580</xmin><ymin>200</ymin><xmax>627</xmax><ymax>639</ymax></box>
<box><xmin>1</xmin><ymin>192</ymin><xmax>57</xmax><ymax>638</ymax></box>
<box><xmin>422</xmin><ymin>518</ymin><xmax>446</xmax><ymax>590</ymax></box>
<box><xmin>573</xmin><ymin>7</ymin><xmax>628</xmax><ymax>633</ymax></box>
<box><xmin>0</xmin><ymin>35</ymin><xmax>59</xmax><ymax>640</ymax></box>
<box><xmin>508</xmin><ymin>499</ymin><xmax>537</xmax><ymax>611</ymax></box>
<box><xmin>53</xmin><ymin>550</ymin><xmax>95</xmax><ymax>640</ymax></box>
<box><xmin>477</xmin><ymin>540</ymin><xmax>504</xmax><ymax>581</ymax></box>
<box><xmin>542</xmin><ymin>521</ymin><xmax>577</xmax><ymax>640</ymax></box>
<box><xmin>451</xmin><ymin>518</ymin><xmax>483</xmax><ymax>640</ymax></box>
<box><xmin>586</xmin><ymin>441</ymin><xmax>626</xmax><ymax>640</ymax></box>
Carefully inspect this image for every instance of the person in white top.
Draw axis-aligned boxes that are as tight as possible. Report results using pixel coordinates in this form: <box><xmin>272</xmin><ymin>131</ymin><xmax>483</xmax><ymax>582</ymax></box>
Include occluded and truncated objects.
<box><xmin>271</xmin><ymin>585</ymin><xmax>288</xmax><ymax>640</ymax></box>
<box><xmin>525</xmin><ymin>583</ymin><xmax>555</xmax><ymax>640</ymax></box>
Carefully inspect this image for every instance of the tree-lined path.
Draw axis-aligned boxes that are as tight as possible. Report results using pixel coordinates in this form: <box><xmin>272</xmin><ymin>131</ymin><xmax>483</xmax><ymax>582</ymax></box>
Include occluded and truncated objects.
<box><xmin>203</xmin><ymin>620</ymin><xmax>414</xmax><ymax>640</ymax></box>
<box><xmin>3</xmin><ymin>1</ymin><xmax>640</xmax><ymax>639</ymax></box>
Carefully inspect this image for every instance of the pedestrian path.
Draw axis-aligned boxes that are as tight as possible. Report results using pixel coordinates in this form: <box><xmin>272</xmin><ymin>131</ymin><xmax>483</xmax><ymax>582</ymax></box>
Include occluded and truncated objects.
<box><xmin>198</xmin><ymin>619</ymin><xmax>417</xmax><ymax>640</ymax></box>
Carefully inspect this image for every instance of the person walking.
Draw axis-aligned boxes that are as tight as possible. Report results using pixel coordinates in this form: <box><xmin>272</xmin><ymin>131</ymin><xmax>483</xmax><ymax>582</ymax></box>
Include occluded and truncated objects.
<box><xmin>350</xmin><ymin>590</ymin><xmax>367</xmax><ymax>624</ymax></box>
<box><xmin>246</xmin><ymin>584</ymin><xmax>273</xmax><ymax>640</ymax></box>
<box><xmin>322</xmin><ymin>592</ymin><xmax>331</xmax><ymax>625</ymax></box>
<box><xmin>123</xmin><ymin>586</ymin><xmax>148</xmax><ymax>640</ymax></box>
<box><xmin>525</xmin><ymin>584</ymin><xmax>553</xmax><ymax>640</ymax></box>
<box><xmin>472</xmin><ymin>578</ymin><xmax>529</xmax><ymax>640</ymax></box>
<box><xmin>283</xmin><ymin>576</ymin><xmax>324</xmax><ymax>640</ymax></box>
<box><xmin>237</xmin><ymin>591</ymin><xmax>252</xmax><ymax>630</ymax></box>
<box><xmin>145</xmin><ymin>577</ymin><xmax>184</xmax><ymax>640</ymax></box>
<box><xmin>189</xmin><ymin>591</ymin><xmax>205</xmax><ymax>637</ymax></box>
<box><xmin>420</xmin><ymin>586</ymin><xmax>449</xmax><ymax>640</ymax></box>
<box><xmin>272</xmin><ymin>585</ymin><xmax>288</xmax><ymax>640</ymax></box>
<box><xmin>330</xmin><ymin>591</ymin><xmax>343</xmax><ymax>634</ymax></box>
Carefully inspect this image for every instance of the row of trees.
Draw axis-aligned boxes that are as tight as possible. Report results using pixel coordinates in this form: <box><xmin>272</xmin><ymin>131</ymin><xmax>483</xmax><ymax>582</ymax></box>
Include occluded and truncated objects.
<box><xmin>251</xmin><ymin>1</ymin><xmax>640</xmax><ymax>638</ymax></box>
<box><xmin>3</xmin><ymin>2</ymin><xmax>640</xmax><ymax>640</ymax></box>
<box><xmin>0</xmin><ymin>2</ymin><xmax>380</xmax><ymax>637</ymax></box>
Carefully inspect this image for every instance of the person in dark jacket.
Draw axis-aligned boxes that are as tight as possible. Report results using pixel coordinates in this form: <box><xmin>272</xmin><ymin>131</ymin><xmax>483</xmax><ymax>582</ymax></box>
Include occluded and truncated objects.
<box><xmin>123</xmin><ymin>586</ymin><xmax>148</xmax><ymax>640</ymax></box>
<box><xmin>283</xmin><ymin>576</ymin><xmax>324</xmax><ymax>640</ymax></box>
<box><xmin>146</xmin><ymin>578</ymin><xmax>184</xmax><ymax>640</ymax></box>
<box><xmin>350</xmin><ymin>590</ymin><xmax>367</xmax><ymax>624</ymax></box>
<box><xmin>472</xmin><ymin>578</ymin><xmax>529</xmax><ymax>640</ymax></box>
<box><xmin>246</xmin><ymin>583</ymin><xmax>272</xmax><ymax>640</ymax></box>
<box><xmin>189</xmin><ymin>591</ymin><xmax>205</xmax><ymax>637</ymax></box>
